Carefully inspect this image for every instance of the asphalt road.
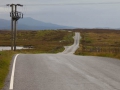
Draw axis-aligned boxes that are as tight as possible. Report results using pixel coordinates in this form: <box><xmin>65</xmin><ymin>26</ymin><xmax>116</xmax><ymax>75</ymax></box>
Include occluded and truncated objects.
<box><xmin>3</xmin><ymin>32</ymin><xmax>120</xmax><ymax>90</ymax></box>
<box><xmin>62</xmin><ymin>32</ymin><xmax>80</xmax><ymax>54</ymax></box>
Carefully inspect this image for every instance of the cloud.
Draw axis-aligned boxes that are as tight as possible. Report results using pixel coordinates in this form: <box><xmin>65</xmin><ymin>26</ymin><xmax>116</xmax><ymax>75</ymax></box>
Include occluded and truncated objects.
<box><xmin>1</xmin><ymin>0</ymin><xmax>120</xmax><ymax>28</ymax></box>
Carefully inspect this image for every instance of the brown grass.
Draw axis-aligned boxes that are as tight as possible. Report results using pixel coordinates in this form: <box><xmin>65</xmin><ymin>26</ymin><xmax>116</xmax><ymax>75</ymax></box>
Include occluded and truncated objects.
<box><xmin>0</xmin><ymin>30</ymin><xmax>74</xmax><ymax>53</ymax></box>
<box><xmin>73</xmin><ymin>29</ymin><xmax>120</xmax><ymax>59</ymax></box>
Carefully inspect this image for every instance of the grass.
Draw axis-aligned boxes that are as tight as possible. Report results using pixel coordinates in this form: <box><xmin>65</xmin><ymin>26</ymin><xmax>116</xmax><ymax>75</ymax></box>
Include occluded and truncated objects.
<box><xmin>74</xmin><ymin>29</ymin><xmax>120</xmax><ymax>59</ymax></box>
<box><xmin>0</xmin><ymin>30</ymin><xmax>74</xmax><ymax>53</ymax></box>
<box><xmin>0</xmin><ymin>51</ymin><xmax>16</xmax><ymax>89</ymax></box>
<box><xmin>0</xmin><ymin>30</ymin><xmax>74</xmax><ymax>89</ymax></box>
<box><xmin>1</xmin><ymin>29</ymin><xmax>120</xmax><ymax>89</ymax></box>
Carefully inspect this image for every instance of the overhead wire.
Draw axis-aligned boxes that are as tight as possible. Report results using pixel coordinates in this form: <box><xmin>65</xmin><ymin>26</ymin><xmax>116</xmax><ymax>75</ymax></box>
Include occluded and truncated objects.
<box><xmin>0</xmin><ymin>2</ymin><xmax>120</xmax><ymax>6</ymax></box>
<box><xmin>0</xmin><ymin>2</ymin><xmax>120</xmax><ymax>15</ymax></box>
<box><xmin>0</xmin><ymin>5</ymin><xmax>10</xmax><ymax>15</ymax></box>
<box><xmin>21</xmin><ymin>2</ymin><xmax>120</xmax><ymax>6</ymax></box>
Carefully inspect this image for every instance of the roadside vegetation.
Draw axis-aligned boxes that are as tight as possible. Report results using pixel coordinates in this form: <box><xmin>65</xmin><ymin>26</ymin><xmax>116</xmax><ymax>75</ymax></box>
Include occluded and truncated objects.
<box><xmin>1</xmin><ymin>29</ymin><xmax>120</xmax><ymax>89</ymax></box>
<box><xmin>0</xmin><ymin>30</ymin><xmax>74</xmax><ymax>89</ymax></box>
<box><xmin>74</xmin><ymin>29</ymin><xmax>120</xmax><ymax>60</ymax></box>
<box><xmin>0</xmin><ymin>51</ymin><xmax>16</xmax><ymax>89</ymax></box>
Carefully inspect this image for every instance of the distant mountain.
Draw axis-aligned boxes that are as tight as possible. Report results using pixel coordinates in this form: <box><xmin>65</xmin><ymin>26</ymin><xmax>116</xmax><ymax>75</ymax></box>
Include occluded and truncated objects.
<box><xmin>0</xmin><ymin>17</ymin><xmax>74</xmax><ymax>30</ymax></box>
<box><xmin>0</xmin><ymin>19</ymin><xmax>11</xmax><ymax>29</ymax></box>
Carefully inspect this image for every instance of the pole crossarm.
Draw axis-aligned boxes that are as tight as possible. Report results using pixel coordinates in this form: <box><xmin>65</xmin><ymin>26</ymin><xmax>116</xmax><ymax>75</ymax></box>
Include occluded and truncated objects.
<box><xmin>6</xmin><ymin>4</ymin><xmax>23</xmax><ymax>7</ymax></box>
<box><xmin>7</xmin><ymin>4</ymin><xmax>23</xmax><ymax>21</ymax></box>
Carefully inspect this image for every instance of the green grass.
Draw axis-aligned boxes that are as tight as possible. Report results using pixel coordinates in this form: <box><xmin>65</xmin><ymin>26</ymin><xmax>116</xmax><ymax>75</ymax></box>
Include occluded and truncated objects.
<box><xmin>0</xmin><ymin>51</ymin><xmax>16</xmax><ymax>89</ymax></box>
<box><xmin>0</xmin><ymin>30</ymin><xmax>74</xmax><ymax>89</ymax></box>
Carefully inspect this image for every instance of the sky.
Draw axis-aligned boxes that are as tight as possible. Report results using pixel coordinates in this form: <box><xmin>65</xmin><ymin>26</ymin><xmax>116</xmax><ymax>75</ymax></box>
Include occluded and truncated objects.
<box><xmin>0</xmin><ymin>0</ymin><xmax>120</xmax><ymax>28</ymax></box>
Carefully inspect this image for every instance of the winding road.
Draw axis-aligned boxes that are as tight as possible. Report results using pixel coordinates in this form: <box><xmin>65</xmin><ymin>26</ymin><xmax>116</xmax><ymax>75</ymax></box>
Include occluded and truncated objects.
<box><xmin>62</xmin><ymin>32</ymin><xmax>80</xmax><ymax>54</ymax></box>
<box><xmin>3</xmin><ymin>32</ymin><xmax>120</xmax><ymax>90</ymax></box>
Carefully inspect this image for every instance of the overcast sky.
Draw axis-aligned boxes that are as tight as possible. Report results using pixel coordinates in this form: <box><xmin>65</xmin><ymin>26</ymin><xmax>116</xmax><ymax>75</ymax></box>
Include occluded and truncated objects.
<box><xmin>0</xmin><ymin>0</ymin><xmax>120</xmax><ymax>28</ymax></box>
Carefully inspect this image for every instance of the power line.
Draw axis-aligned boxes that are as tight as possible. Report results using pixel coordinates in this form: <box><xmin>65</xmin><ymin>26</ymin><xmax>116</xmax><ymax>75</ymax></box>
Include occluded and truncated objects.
<box><xmin>0</xmin><ymin>2</ymin><xmax>120</xmax><ymax>15</ymax></box>
<box><xmin>20</xmin><ymin>2</ymin><xmax>120</xmax><ymax>6</ymax></box>
<box><xmin>1</xmin><ymin>2</ymin><xmax>120</xmax><ymax>6</ymax></box>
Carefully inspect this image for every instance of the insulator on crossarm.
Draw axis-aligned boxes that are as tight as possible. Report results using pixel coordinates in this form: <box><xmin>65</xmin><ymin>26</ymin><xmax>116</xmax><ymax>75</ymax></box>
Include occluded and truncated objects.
<box><xmin>22</xmin><ymin>13</ymin><xmax>23</xmax><ymax>18</ymax></box>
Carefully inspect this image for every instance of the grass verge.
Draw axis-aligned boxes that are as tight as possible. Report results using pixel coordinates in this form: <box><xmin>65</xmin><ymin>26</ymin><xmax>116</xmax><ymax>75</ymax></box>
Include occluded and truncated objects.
<box><xmin>0</xmin><ymin>51</ymin><xmax>16</xmax><ymax>89</ymax></box>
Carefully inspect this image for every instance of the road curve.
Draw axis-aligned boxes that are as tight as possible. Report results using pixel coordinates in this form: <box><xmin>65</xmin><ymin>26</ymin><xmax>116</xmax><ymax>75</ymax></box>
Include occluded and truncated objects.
<box><xmin>62</xmin><ymin>32</ymin><xmax>80</xmax><ymax>54</ymax></box>
<box><xmin>3</xmin><ymin>32</ymin><xmax>120</xmax><ymax>90</ymax></box>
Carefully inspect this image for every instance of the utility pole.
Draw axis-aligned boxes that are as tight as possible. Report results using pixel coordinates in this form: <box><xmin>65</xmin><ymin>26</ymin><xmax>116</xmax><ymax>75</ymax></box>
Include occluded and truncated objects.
<box><xmin>7</xmin><ymin>4</ymin><xmax>23</xmax><ymax>51</ymax></box>
<box><xmin>6</xmin><ymin>4</ymin><xmax>14</xmax><ymax>50</ymax></box>
<box><xmin>14</xmin><ymin>5</ymin><xmax>17</xmax><ymax>51</ymax></box>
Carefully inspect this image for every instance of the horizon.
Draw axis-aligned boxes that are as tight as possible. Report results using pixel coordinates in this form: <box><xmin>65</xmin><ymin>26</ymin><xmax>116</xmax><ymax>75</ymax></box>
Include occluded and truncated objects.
<box><xmin>1</xmin><ymin>0</ymin><xmax>120</xmax><ymax>29</ymax></box>
<box><xmin>1</xmin><ymin>17</ymin><xmax>120</xmax><ymax>30</ymax></box>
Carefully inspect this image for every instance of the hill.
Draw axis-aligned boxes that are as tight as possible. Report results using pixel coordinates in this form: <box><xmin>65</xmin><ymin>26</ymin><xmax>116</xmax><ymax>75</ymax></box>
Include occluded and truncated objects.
<box><xmin>0</xmin><ymin>17</ymin><xmax>74</xmax><ymax>30</ymax></box>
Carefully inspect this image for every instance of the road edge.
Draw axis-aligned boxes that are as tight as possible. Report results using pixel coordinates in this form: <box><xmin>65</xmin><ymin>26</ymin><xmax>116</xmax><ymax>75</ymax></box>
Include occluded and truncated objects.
<box><xmin>2</xmin><ymin>54</ymin><xmax>19</xmax><ymax>90</ymax></box>
<box><xmin>9</xmin><ymin>54</ymin><xmax>19</xmax><ymax>90</ymax></box>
